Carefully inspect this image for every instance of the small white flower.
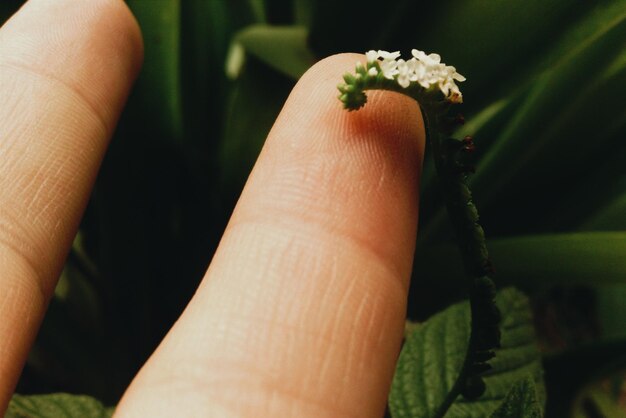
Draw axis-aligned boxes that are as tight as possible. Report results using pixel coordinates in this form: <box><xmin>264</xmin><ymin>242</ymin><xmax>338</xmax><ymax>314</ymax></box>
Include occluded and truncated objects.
<box><xmin>406</xmin><ymin>58</ymin><xmax>424</xmax><ymax>82</ymax></box>
<box><xmin>380</xmin><ymin>58</ymin><xmax>399</xmax><ymax>80</ymax></box>
<box><xmin>366</xmin><ymin>50</ymin><xmax>378</xmax><ymax>63</ymax></box>
<box><xmin>412</xmin><ymin>49</ymin><xmax>442</xmax><ymax>67</ymax></box>
<box><xmin>363</xmin><ymin>49</ymin><xmax>464</xmax><ymax>101</ymax></box>
<box><xmin>396</xmin><ymin>59</ymin><xmax>412</xmax><ymax>88</ymax></box>
<box><xmin>447</xmin><ymin>66</ymin><xmax>466</xmax><ymax>82</ymax></box>
<box><xmin>378</xmin><ymin>50</ymin><xmax>401</xmax><ymax>60</ymax></box>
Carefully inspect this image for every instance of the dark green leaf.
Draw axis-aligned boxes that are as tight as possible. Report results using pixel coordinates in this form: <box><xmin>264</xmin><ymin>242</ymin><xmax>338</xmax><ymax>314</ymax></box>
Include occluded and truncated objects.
<box><xmin>413</xmin><ymin>232</ymin><xmax>626</xmax><ymax>289</ymax></box>
<box><xmin>418</xmin><ymin>1</ymin><xmax>626</xmax><ymax>240</ymax></box>
<box><xmin>293</xmin><ymin>0</ymin><xmax>313</xmax><ymax>26</ymax></box>
<box><xmin>231</xmin><ymin>24</ymin><xmax>316</xmax><ymax>79</ymax></box>
<box><xmin>249</xmin><ymin>0</ymin><xmax>267</xmax><ymax>23</ymax></box>
<box><xmin>126</xmin><ymin>0</ymin><xmax>183</xmax><ymax>142</ymax></box>
<box><xmin>389</xmin><ymin>288</ymin><xmax>544</xmax><ymax>418</ymax></box>
<box><xmin>180</xmin><ymin>0</ymin><xmax>232</xmax><ymax>158</ymax></box>
<box><xmin>6</xmin><ymin>393</ymin><xmax>112</xmax><ymax>418</ymax></box>
<box><xmin>489</xmin><ymin>376</ymin><xmax>542</xmax><ymax>418</ymax></box>
<box><xmin>469</xmin><ymin>3</ymin><xmax>626</xmax><ymax>208</ymax></box>
<box><xmin>582</xmin><ymin>191</ymin><xmax>626</xmax><ymax>231</ymax></box>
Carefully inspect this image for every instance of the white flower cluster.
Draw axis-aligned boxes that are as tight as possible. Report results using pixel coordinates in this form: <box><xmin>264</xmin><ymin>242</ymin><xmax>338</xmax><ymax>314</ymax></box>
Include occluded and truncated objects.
<box><xmin>366</xmin><ymin>49</ymin><xmax>466</xmax><ymax>102</ymax></box>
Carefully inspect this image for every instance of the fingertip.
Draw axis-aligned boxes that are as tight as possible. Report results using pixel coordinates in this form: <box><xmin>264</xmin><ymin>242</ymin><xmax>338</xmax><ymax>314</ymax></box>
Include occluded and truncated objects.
<box><xmin>101</xmin><ymin>0</ymin><xmax>145</xmax><ymax>77</ymax></box>
<box><xmin>0</xmin><ymin>0</ymin><xmax>144</xmax><ymax>131</ymax></box>
<box><xmin>278</xmin><ymin>53</ymin><xmax>424</xmax><ymax>158</ymax></box>
<box><xmin>115</xmin><ymin>52</ymin><xmax>426</xmax><ymax>418</ymax></box>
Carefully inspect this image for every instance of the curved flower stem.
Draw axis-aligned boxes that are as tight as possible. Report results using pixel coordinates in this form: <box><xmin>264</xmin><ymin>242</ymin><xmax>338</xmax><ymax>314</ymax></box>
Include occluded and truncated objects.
<box><xmin>338</xmin><ymin>53</ymin><xmax>501</xmax><ymax>416</ymax></box>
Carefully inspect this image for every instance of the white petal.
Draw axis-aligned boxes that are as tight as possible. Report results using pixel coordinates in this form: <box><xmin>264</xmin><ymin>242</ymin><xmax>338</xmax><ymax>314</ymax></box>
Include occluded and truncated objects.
<box><xmin>380</xmin><ymin>60</ymin><xmax>398</xmax><ymax>79</ymax></box>
<box><xmin>366</xmin><ymin>50</ymin><xmax>379</xmax><ymax>63</ymax></box>
<box><xmin>398</xmin><ymin>74</ymin><xmax>411</xmax><ymax>88</ymax></box>
<box><xmin>378</xmin><ymin>50</ymin><xmax>401</xmax><ymax>60</ymax></box>
<box><xmin>411</xmin><ymin>49</ymin><xmax>427</xmax><ymax>60</ymax></box>
<box><xmin>428</xmin><ymin>53</ymin><xmax>441</xmax><ymax>64</ymax></box>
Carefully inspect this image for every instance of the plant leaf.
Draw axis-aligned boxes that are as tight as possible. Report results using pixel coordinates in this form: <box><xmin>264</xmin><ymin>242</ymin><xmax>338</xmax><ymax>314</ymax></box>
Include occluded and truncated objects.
<box><xmin>6</xmin><ymin>393</ymin><xmax>112</xmax><ymax>418</ymax></box>
<box><xmin>469</xmin><ymin>4</ymin><xmax>626</xmax><ymax>209</ymax></box>
<box><xmin>126</xmin><ymin>0</ymin><xmax>183</xmax><ymax>142</ymax></box>
<box><xmin>230</xmin><ymin>24</ymin><xmax>316</xmax><ymax>80</ymax></box>
<box><xmin>582</xmin><ymin>190</ymin><xmax>626</xmax><ymax>231</ymax></box>
<box><xmin>389</xmin><ymin>288</ymin><xmax>544</xmax><ymax>418</ymax></box>
<box><xmin>397</xmin><ymin>0</ymin><xmax>593</xmax><ymax>106</ymax></box>
<box><xmin>413</xmin><ymin>232</ymin><xmax>626</xmax><ymax>290</ymax></box>
<box><xmin>489</xmin><ymin>376</ymin><xmax>542</xmax><ymax>418</ymax></box>
<box><xmin>417</xmin><ymin>1</ymin><xmax>626</xmax><ymax>241</ymax></box>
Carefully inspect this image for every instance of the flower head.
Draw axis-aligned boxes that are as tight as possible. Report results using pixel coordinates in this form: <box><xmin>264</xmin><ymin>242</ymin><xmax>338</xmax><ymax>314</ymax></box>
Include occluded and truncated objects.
<box><xmin>366</xmin><ymin>49</ymin><xmax>466</xmax><ymax>103</ymax></box>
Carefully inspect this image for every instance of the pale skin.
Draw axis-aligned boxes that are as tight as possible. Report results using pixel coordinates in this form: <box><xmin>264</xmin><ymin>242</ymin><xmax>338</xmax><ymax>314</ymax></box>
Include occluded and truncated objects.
<box><xmin>0</xmin><ymin>0</ymin><xmax>426</xmax><ymax>416</ymax></box>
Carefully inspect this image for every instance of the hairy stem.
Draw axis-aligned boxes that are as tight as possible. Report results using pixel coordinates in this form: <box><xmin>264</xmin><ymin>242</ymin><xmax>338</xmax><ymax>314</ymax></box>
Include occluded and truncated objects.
<box><xmin>423</xmin><ymin>108</ymin><xmax>501</xmax><ymax>413</ymax></box>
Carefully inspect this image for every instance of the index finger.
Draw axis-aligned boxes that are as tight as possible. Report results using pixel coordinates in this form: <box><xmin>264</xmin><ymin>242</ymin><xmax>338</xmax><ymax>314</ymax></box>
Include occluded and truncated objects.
<box><xmin>0</xmin><ymin>0</ymin><xmax>142</xmax><ymax>410</ymax></box>
<box><xmin>116</xmin><ymin>54</ymin><xmax>425</xmax><ymax>418</ymax></box>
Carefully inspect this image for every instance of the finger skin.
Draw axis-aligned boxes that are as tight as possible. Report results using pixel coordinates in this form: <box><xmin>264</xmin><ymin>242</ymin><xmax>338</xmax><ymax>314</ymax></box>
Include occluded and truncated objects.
<box><xmin>117</xmin><ymin>54</ymin><xmax>425</xmax><ymax>418</ymax></box>
<box><xmin>0</xmin><ymin>0</ymin><xmax>142</xmax><ymax>410</ymax></box>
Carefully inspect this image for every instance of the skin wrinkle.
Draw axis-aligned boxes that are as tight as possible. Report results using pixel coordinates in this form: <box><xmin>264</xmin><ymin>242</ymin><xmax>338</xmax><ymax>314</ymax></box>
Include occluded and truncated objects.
<box><xmin>317</xmin><ymin>270</ymin><xmax>357</xmax><ymax>390</ymax></box>
<box><xmin>131</xmin><ymin>219</ymin><xmax>406</xmax><ymax>415</ymax></box>
<box><xmin>212</xmin><ymin>221</ymin><xmax>407</xmax><ymax>343</ymax></box>
<box><xmin>229</xmin><ymin>210</ymin><xmax>410</xmax><ymax>291</ymax></box>
<box><xmin>0</xmin><ymin>62</ymin><xmax>110</xmax><ymax>139</ymax></box>
<box><xmin>142</xmin><ymin>334</ymin><xmax>354</xmax><ymax>417</ymax></box>
<box><xmin>234</xmin><ymin>102</ymin><xmax>422</xmax><ymax>286</ymax></box>
<box><xmin>25</xmin><ymin>153</ymin><xmax>80</xmax><ymax>232</ymax></box>
<box><xmin>218</xmin><ymin>224</ymin><xmax>403</xmax><ymax>409</ymax></box>
<box><xmin>1</xmin><ymin>69</ymin><xmax>106</xmax><ymax>180</ymax></box>
<box><xmin>347</xmin><ymin>290</ymin><xmax>371</xmax><ymax>382</ymax></box>
<box><xmin>0</xmin><ymin>70</ymin><xmax>106</xmax><ymax>295</ymax></box>
<box><xmin>224</xmin><ymin>218</ymin><xmax>408</xmax><ymax>299</ymax></box>
<box><xmin>0</xmin><ymin>209</ymin><xmax>47</xmax><ymax>303</ymax></box>
<box><xmin>0</xmin><ymin>266</ymin><xmax>45</xmax><ymax>388</ymax></box>
<box><xmin>35</xmin><ymin>158</ymin><xmax>83</xmax><ymax>226</ymax></box>
<box><xmin>0</xmin><ymin>254</ymin><xmax>46</xmax><ymax>319</ymax></box>
<box><xmin>198</xmin><ymin>364</ymin><xmax>359</xmax><ymax>418</ymax></box>
<box><xmin>237</xmin><ymin>121</ymin><xmax>414</xmax><ymax>258</ymax></box>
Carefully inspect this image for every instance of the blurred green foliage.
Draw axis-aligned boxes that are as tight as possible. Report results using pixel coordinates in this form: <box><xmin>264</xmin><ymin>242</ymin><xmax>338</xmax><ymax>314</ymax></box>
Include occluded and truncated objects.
<box><xmin>2</xmin><ymin>0</ymin><xmax>625</xmax><ymax>415</ymax></box>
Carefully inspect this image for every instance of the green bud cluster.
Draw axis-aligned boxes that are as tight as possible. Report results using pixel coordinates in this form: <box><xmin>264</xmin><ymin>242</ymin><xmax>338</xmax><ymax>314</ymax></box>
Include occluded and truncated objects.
<box><xmin>337</xmin><ymin>61</ymin><xmax>383</xmax><ymax>111</ymax></box>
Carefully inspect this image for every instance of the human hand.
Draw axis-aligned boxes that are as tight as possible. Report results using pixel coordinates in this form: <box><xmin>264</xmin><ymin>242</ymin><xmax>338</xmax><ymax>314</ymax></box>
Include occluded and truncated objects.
<box><xmin>0</xmin><ymin>1</ymin><xmax>425</xmax><ymax>416</ymax></box>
